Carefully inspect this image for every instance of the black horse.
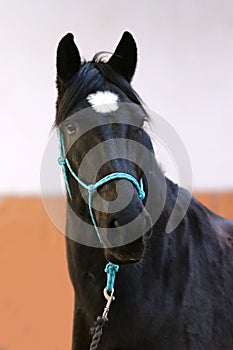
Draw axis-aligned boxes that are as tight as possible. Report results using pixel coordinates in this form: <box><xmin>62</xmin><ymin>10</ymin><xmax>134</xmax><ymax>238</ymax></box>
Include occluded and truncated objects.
<box><xmin>55</xmin><ymin>32</ymin><xmax>233</xmax><ymax>350</ymax></box>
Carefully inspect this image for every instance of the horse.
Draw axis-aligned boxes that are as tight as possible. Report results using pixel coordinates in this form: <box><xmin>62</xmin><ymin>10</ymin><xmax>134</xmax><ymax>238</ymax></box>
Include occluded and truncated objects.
<box><xmin>55</xmin><ymin>31</ymin><xmax>233</xmax><ymax>350</ymax></box>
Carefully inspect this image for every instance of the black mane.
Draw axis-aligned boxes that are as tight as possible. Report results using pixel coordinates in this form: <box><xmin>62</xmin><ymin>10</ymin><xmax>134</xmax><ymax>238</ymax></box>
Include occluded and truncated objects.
<box><xmin>56</xmin><ymin>53</ymin><xmax>144</xmax><ymax>126</ymax></box>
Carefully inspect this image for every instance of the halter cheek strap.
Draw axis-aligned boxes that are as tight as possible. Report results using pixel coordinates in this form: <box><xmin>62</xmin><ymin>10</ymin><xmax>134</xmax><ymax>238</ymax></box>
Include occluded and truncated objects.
<box><xmin>57</xmin><ymin>128</ymin><xmax>145</xmax><ymax>245</ymax></box>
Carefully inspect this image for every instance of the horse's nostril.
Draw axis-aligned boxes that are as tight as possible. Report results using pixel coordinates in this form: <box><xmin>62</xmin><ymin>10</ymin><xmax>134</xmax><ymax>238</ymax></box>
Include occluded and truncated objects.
<box><xmin>110</xmin><ymin>218</ymin><xmax>120</xmax><ymax>228</ymax></box>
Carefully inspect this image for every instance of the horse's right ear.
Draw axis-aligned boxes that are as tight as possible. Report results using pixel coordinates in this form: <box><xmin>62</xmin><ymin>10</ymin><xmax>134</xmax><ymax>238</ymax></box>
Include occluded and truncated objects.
<box><xmin>56</xmin><ymin>33</ymin><xmax>81</xmax><ymax>83</ymax></box>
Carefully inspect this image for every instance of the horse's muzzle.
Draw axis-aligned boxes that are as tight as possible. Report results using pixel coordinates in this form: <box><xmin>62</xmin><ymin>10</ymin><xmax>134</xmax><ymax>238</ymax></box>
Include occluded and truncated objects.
<box><xmin>103</xmin><ymin>207</ymin><xmax>152</xmax><ymax>264</ymax></box>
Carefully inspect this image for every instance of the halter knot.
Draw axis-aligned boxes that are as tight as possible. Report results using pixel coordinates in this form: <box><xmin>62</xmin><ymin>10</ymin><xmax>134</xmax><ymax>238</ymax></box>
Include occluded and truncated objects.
<box><xmin>88</xmin><ymin>184</ymin><xmax>96</xmax><ymax>194</ymax></box>
<box><xmin>105</xmin><ymin>262</ymin><xmax>120</xmax><ymax>293</ymax></box>
<box><xmin>139</xmin><ymin>189</ymin><xmax>145</xmax><ymax>201</ymax></box>
<box><xmin>58</xmin><ymin>156</ymin><xmax>66</xmax><ymax>166</ymax></box>
<box><xmin>138</xmin><ymin>178</ymin><xmax>145</xmax><ymax>200</ymax></box>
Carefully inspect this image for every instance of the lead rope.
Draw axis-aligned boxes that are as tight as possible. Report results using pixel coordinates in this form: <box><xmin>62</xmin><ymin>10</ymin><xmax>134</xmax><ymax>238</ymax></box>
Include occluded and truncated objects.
<box><xmin>89</xmin><ymin>263</ymin><xmax>119</xmax><ymax>350</ymax></box>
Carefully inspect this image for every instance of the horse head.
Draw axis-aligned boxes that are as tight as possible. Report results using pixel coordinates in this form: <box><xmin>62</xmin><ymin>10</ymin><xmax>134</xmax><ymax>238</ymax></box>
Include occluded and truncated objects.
<box><xmin>56</xmin><ymin>32</ymin><xmax>163</xmax><ymax>264</ymax></box>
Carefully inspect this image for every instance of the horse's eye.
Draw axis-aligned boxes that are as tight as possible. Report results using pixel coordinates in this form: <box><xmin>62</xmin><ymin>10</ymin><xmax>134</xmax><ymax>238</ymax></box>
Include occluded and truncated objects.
<box><xmin>66</xmin><ymin>123</ymin><xmax>76</xmax><ymax>134</ymax></box>
<box><xmin>136</xmin><ymin>127</ymin><xmax>143</xmax><ymax>136</ymax></box>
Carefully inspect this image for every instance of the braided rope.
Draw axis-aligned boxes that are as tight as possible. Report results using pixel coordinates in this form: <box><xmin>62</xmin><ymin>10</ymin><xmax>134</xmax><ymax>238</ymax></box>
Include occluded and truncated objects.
<box><xmin>89</xmin><ymin>316</ymin><xmax>108</xmax><ymax>350</ymax></box>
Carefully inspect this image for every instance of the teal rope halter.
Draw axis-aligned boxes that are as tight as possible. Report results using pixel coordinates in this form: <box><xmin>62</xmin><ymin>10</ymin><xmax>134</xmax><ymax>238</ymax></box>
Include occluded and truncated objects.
<box><xmin>57</xmin><ymin>128</ymin><xmax>146</xmax><ymax>293</ymax></box>
<box><xmin>57</xmin><ymin>128</ymin><xmax>145</xmax><ymax>245</ymax></box>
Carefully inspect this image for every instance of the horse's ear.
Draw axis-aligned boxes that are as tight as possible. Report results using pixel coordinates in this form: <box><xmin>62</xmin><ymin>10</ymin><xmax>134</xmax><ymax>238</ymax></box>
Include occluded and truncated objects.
<box><xmin>56</xmin><ymin>33</ymin><xmax>81</xmax><ymax>83</ymax></box>
<box><xmin>107</xmin><ymin>31</ymin><xmax>137</xmax><ymax>82</ymax></box>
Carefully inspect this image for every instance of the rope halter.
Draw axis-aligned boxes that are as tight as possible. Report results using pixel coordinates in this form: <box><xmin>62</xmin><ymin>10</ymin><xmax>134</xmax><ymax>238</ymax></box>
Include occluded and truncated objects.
<box><xmin>57</xmin><ymin>128</ymin><xmax>145</xmax><ymax>245</ymax></box>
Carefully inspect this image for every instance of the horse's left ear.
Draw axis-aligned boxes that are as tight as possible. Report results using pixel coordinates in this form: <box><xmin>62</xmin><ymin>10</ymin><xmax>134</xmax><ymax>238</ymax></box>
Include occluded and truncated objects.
<box><xmin>107</xmin><ymin>31</ymin><xmax>137</xmax><ymax>82</ymax></box>
<box><xmin>56</xmin><ymin>33</ymin><xmax>81</xmax><ymax>83</ymax></box>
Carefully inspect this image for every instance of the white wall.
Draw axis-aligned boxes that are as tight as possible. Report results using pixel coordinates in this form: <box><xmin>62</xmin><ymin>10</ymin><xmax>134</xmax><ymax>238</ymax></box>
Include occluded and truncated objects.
<box><xmin>1</xmin><ymin>0</ymin><xmax>233</xmax><ymax>194</ymax></box>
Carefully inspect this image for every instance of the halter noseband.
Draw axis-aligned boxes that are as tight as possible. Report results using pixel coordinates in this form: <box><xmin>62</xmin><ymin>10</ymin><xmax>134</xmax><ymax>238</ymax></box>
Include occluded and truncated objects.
<box><xmin>57</xmin><ymin>128</ymin><xmax>145</xmax><ymax>245</ymax></box>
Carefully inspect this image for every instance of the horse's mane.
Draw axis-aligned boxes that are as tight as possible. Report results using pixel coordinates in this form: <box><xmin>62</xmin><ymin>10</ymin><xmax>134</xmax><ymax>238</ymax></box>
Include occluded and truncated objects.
<box><xmin>55</xmin><ymin>52</ymin><xmax>145</xmax><ymax>126</ymax></box>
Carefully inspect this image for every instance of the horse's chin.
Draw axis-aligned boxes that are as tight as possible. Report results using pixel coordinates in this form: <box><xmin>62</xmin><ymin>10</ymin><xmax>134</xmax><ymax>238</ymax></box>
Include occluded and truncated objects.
<box><xmin>104</xmin><ymin>243</ymin><xmax>145</xmax><ymax>265</ymax></box>
<box><xmin>105</xmin><ymin>253</ymin><xmax>141</xmax><ymax>265</ymax></box>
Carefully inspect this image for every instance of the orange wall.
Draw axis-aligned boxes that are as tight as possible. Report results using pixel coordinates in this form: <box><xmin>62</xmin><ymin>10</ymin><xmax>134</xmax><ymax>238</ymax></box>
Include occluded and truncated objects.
<box><xmin>0</xmin><ymin>194</ymin><xmax>233</xmax><ymax>349</ymax></box>
<box><xmin>0</xmin><ymin>198</ymin><xmax>73</xmax><ymax>350</ymax></box>
<box><xmin>195</xmin><ymin>192</ymin><xmax>233</xmax><ymax>220</ymax></box>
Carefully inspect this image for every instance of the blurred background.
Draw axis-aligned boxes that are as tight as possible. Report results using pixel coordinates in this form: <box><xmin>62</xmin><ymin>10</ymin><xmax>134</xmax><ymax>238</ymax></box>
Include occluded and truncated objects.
<box><xmin>0</xmin><ymin>0</ymin><xmax>233</xmax><ymax>349</ymax></box>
